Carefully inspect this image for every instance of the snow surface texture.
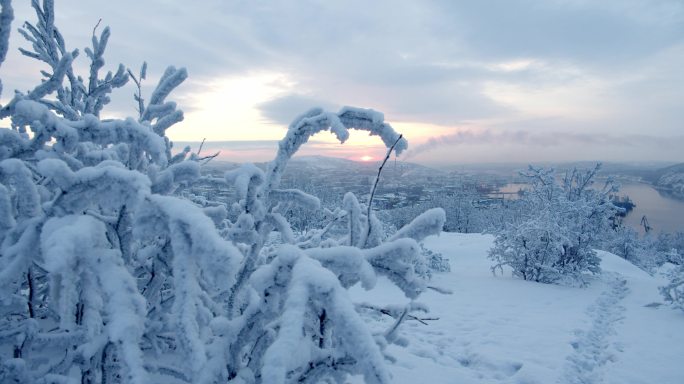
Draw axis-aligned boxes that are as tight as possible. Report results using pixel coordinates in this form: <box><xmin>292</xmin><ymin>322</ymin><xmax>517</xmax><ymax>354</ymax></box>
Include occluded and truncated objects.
<box><xmin>350</xmin><ymin>233</ymin><xmax>684</xmax><ymax>384</ymax></box>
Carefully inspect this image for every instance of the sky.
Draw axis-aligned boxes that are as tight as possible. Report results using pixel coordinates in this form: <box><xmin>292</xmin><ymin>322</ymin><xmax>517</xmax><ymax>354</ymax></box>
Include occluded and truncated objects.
<box><xmin>1</xmin><ymin>0</ymin><xmax>683</xmax><ymax>165</ymax></box>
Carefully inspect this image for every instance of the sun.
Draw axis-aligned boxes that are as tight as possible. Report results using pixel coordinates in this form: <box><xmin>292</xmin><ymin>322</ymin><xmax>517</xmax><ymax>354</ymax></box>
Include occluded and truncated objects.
<box><xmin>360</xmin><ymin>155</ymin><xmax>373</xmax><ymax>162</ymax></box>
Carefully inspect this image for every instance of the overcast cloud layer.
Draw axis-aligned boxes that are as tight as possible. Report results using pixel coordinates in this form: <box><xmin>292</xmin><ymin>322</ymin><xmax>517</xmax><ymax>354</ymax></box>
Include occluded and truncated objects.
<box><xmin>1</xmin><ymin>0</ymin><xmax>682</xmax><ymax>164</ymax></box>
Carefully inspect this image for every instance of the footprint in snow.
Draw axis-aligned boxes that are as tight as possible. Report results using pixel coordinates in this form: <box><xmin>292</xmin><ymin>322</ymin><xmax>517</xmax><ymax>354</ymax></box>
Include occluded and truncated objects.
<box><xmin>558</xmin><ymin>273</ymin><xmax>629</xmax><ymax>384</ymax></box>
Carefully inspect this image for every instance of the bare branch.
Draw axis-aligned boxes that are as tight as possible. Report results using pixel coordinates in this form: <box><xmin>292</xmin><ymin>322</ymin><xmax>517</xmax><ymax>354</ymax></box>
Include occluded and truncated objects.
<box><xmin>364</xmin><ymin>134</ymin><xmax>403</xmax><ymax>248</ymax></box>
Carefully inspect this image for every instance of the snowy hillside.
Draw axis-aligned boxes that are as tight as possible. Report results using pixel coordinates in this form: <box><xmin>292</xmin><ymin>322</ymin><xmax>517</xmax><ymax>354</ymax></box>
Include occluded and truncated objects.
<box><xmin>351</xmin><ymin>233</ymin><xmax>684</xmax><ymax>384</ymax></box>
<box><xmin>658</xmin><ymin>171</ymin><xmax>684</xmax><ymax>198</ymax></box>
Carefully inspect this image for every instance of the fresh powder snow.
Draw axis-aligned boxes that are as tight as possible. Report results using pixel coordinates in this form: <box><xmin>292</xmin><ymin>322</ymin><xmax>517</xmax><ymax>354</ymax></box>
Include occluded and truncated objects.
<box><xmin>350</xmin><ymin>233</ymin><xmax>684</xmax><ymax>384</ymax></box>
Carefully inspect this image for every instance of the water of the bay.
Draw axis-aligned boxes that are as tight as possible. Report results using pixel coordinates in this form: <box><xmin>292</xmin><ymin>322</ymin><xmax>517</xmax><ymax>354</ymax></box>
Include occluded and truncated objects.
<box><xmin>618</xmin><ymin>182</ymin><xmax>684</xmax><ymax>234</ymax></box>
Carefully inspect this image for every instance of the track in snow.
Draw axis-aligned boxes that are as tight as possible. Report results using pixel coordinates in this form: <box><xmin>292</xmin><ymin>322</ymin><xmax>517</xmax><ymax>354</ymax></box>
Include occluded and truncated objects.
<box><xmin>559</xmin><ymin>273</ymin><xmax>629</xmax><ymax>384</ymax></box>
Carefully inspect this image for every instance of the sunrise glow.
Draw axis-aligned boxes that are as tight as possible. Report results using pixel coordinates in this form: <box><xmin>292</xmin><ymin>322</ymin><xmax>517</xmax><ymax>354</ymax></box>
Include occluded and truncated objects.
<box><xmin>360</xmin><ymin>155</ymin><xmax>373</xmax><ymax>162</ymax></box>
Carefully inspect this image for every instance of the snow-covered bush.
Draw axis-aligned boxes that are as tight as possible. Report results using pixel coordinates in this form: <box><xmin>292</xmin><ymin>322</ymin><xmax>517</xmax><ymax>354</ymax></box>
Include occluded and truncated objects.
<box><xmin>0</xmin><ymin>1</ymin><xmax>445</xmax><ymax>383</ymax></box>
<box><xmin>660</xmin><ymin>263</ymin><xmax>684</xmax><ymax>312</ymax></box>
<box><xmin>416</xmin><ymin>244</ymin><xmax>450</xmax><ymax>278</ymax></box>
<box><xmin>599</xmin><ymin>226</ymin><xmax>670</xmax><ymax>271</ymax></box>
<box><xmin>489</xmin><ymin>165</ymin><xmax>618</xmax><ymax>285</ymax></box>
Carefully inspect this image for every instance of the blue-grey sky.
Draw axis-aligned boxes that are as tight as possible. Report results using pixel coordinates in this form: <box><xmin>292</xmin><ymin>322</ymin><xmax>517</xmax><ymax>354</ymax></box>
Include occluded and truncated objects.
<box><xmin>1</xmin><ymin>0</ymin><xmax>683</xmax><ymax>164</ymax></box>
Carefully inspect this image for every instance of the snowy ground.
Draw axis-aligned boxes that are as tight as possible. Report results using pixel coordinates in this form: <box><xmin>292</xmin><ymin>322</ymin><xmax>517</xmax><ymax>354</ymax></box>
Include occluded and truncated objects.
<box><xmin>350</xmin><ymin>233</ymin><xmax>684</xmax><ymax>384</ymax></box>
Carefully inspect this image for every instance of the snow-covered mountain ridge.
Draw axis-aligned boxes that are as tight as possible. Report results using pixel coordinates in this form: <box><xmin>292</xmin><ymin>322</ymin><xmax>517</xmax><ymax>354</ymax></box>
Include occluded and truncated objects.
<box><xmin>351</xmin><ymin>233</ymin><xmax>684</xmax><ymax>384</ymax></box>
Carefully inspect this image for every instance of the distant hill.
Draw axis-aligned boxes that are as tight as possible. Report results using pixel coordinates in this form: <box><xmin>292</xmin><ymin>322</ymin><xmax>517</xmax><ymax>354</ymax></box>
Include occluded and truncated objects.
<box><xmin>197</xmin><ymin>155</ymin><xmax>446</xmax><ymax>183</ymax></box>
<box><xmin>653</xmin><ymin>163</ymin><xmax>684</xmax><ymax>198</ymax></box>
<box><xmin>288</xmin><ymin>155</ymin><xmax>443</xmax><ymax>177</ymax></box>
<box><xmin>289</xmin><ymin>155</ymin><xmax>361</xmax><ymax>170</ymax></box>
<box><xmin>649</xmin><ymin>162</ymin><xmax>684</xmax><ymax>181</ymax></box>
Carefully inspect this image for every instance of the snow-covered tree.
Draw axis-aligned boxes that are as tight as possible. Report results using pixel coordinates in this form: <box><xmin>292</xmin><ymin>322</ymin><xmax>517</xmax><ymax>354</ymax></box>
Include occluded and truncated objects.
<box><xmin>489</xmin><ymin>165</ymin><xmax>618</xmax><ymax>285</ymax></box>
<box><xmin>0</xmin><ymin>1</ymin><xmax>445</xmax><ymax>383</ymax></box>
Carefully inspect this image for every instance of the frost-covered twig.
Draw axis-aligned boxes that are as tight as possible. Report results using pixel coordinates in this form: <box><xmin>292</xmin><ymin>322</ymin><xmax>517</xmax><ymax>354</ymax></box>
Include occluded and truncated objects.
<box><xmin>141</xmin><ymin>66</ymin><xmax>187</xmax><ymax>137</ymax></box>
<box><xmin>197</xmin><ymin>137</ymin><xmax>206</xmax><ymax>156</ymax></box>
<box><xmin>127</xmin><ymin>61</ymin><xmax>147</xmax><ymax>119</ymax></box>
<box><xmin>357</xmin><ymin>303</ymin><xmax>439</xmax><ymax>326</ymax></box>
<box><xmin>426</xmin><ymin>285</ymin><xmax>453</xmax><ymax>295</ymax></box>
<box><xmin>0</xmin><ymin>0</ymin><xmax>13</xmax><ymax>97</ymax></box>
<box><xmin>16</xmin><ymin>0</ymin><xmax>129</xmax><ymax>119</ymax></box>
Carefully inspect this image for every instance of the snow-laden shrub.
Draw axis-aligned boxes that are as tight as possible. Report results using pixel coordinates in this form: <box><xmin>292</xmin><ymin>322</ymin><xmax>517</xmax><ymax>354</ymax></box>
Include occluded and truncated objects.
<box><xmin>0</xmin><ymin>1</ymin><xmax>445</xmax><ymax>383</ymax></box>
<box><xmin>415</xmin><ymin>244</ymin><xmax>450</xmax><ymax>278</ymax></box>
<box><xmin>660</xmin><ymin>260</ymin><xmax>684</xmax><ymax>312</ymax></box>
<box><xmin>489</xmin><ymin>165</ymin><xmax>618</xmax><ymax>285</ymax></box>
<box><xmin>599</xmin><ymin>226</ymin><xmax>670</xmax><ymax>272</ymax></box>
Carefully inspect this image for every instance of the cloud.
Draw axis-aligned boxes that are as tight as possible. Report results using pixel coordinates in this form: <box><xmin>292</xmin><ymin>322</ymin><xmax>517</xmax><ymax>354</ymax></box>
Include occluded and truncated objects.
<box><xmin>432</xmin><ymin>0</ymin><xmax>684</xmax><ymax>65</ymax></box>
<box><xmin>257</xmin><ymin>94</ymin><xmax>339</xmax><ymax>125</ymax></box>
<box><xmin>3</xmin><ymin>0</ymin><xmax>683</xmax><ymax>163</ymax></box>
<box><xmin>403</xmin><ymin>128</ymin><xmax>684</xmax><ymax>160</ymax></box>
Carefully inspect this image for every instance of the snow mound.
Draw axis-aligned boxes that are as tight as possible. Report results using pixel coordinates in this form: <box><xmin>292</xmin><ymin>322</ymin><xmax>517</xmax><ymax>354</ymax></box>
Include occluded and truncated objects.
<box><xmin>597</xmin><ymin>250</ymin><xmax>652</xmax><ymax>280</ymax></box>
